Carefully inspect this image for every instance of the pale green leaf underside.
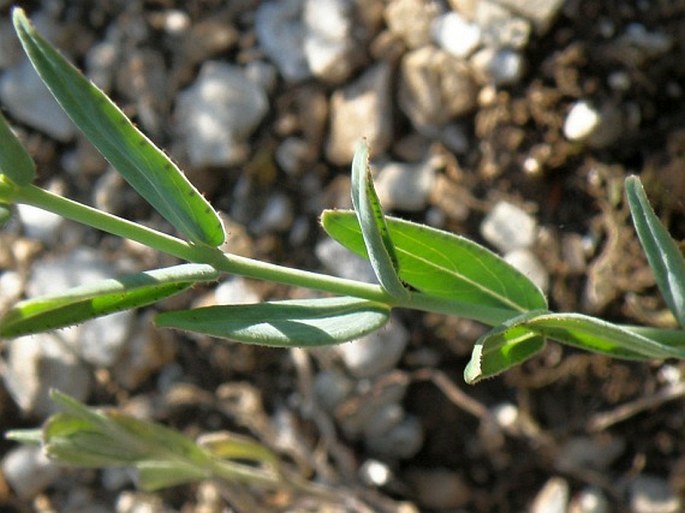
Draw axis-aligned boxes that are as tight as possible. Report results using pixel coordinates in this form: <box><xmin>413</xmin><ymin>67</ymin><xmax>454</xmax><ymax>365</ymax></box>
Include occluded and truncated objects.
<box><xmin>625</xmin><ymin>175</ymin><xmax>685</xmax><ymax>327</ymax></box>
<box><xmin>321</xmin><ymin>209</ymin><xmax>547</xmax><ymax>314</ymax></box>
<box><xmin>0</xmin><ymin>110</ymin><xmax>36</xmax><ymax>186</ymax></box>
<box><xmin>350</xmin><ymin>141</ymin><xmax>408</xmax><ymax>299</ymax></box>
<box><xmin>156</xmin><ymin>296</ymin><xmax>390</xmax><ymax>346</ymax></box>
<box><xmin>0</xmin><ymin>263</ymin><xmax>219</xmax><ymax>338</ymax></box>
<box><xmin>12</xmin><ymin>9</ymin><xmax>225</xmax><ymax>246</ymax></box>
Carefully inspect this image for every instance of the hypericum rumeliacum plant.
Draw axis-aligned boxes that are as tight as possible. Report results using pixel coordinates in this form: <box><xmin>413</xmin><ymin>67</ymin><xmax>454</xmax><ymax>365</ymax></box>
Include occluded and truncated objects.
<box><xmin>2</xmin><ymin>7</ymin><xmax>685</xmax><ymax>494</ymax></box>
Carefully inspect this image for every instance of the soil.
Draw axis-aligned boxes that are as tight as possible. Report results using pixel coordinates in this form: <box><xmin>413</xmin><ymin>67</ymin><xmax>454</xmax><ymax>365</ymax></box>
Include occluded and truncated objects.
<box><xmin>2</xmin><ymin>1</ymin><xmax>685</xmax><ymax>512</ymax></box>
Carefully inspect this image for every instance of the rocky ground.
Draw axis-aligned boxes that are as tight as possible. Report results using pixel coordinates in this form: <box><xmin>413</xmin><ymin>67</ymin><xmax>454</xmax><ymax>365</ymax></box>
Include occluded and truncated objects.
<box><xmin>1</xmin><ymin>0</ymin><xmax>685</xmax><ymax>512</ymax></box>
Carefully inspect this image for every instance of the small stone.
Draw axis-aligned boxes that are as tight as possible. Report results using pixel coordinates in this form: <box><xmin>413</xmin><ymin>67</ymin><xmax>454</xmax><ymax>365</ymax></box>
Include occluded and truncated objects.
<box><xmin>214</xmin><ymin>277</ymin><xmax>261</xmax><ymax>305</ymax></box>
<box><xmin>504</xmin><ymin>249</ymin><xmax>549</xmax><ymax>292</ymax></box>
<box><xmin>480</xmin><ymin>201</ymin><xmax>537</xmax><ymax>253</ymax></box>
<box><xmin>363</xmin><ymin>402</ymin><xmax>405</xmax><ymax>438</ymax></box>
<box><xmin>255</xmin><ymin>0</ymin><xmax>310</xmax><ymax>82</ymax></box>
<box><xmin>315</xmin><ymin>238</ymin><xmax>377</xmax><ymax>283</ymax></box>
<box><xmin>175</xmin><ymin>61</ymin><xmax>268</xmax><ymax>167</ymax></box>
<box><xmin>492</xmin><ymin>0</ymin><xmax>565</xmax><ymax>33</ymax></box>
<box><xmin>471</xmin><ymin>47</ymin><xmax>525</xmax><ymax>86</ymax></box>
<box><xmin>365</xmin><ymin>415</ymin><xmax>423</xmax><ymax>459</ymax></box>
<box><xmin>555</xmin><ymin>436</ymin><xmax>625</xmax><ymax>473</ymax></box>
<box><xmin>432</xmin><ymin>12</ymin><xmax>481</xmax><ymax>57</ymax></box>
<box><xmin>563</xmin><ymin>100</ymin><xmax>622</xmax><ymax>148</ymax></box>
<box><xmin>359</xmin><ymin>459</ymin><xmax>393</xmax><ymax>487</ymax></box>
<box><xmin>86</xmin><ymin>40</ymin><xmax>119</xmax><ymax>91</ymax></box>
<box><xmin>374</xmin><ymin>158</ymin><xmax>436</xmax><ymax>212</ymax></box>
<box><xmin>303</xmin><ymin>0</ymin><xmax>356</xmax><ymax>82</ymax></box>
<box><xmin>629</xmin><ymin>475</ymin><xmax>682</xmax><ymax>513</ymax></box>
<box><xmin>276</xmin><ymin>137</ymin><xmax>313</xmax><ymax>176</ymax></box>
<box><xmin>385</xmin><ymin>0</ymin><xmax>440</xmax><ymax>49</ymax></box>
<box><xmin>16</xmin><ymin>204</ymin><xmax>64</xmax><ymax>245</ymax></box>
<box><xmin>474</xmin><ymin>1</ymin><xmax>531</xmax><ymax>49</ymax></box>
<box><xmin>2</xmin><ymin>445</ymin><xmax>61</xmax><ymax>499</ymax></box>
<box><xmin>399</xmin><ymin>46</ymin><xmax>478</xmax><ymax>134</ymax></box>
<box><xmin>314</xmin><ymin>369</ymin><xmax>355</xmax><ymax>412</ymax></box>
<box><xmin>116</xmin><ymin>491</ymin><xmax>168</xmax><ymax>513</ymax></box>
<box><xmin>569</xmin><ymin>487</ymin><xmax>610</xmax><ymax>513</ymax></box>
<box><xmin>253</xmin><ymin>193</ymin><xmax>294</xmax><ymax>233</ymax></box>
<box><xmin>326</xmin><ymin>62</ymin><xmax>393</xmax><ymax>165</ymax></box>
<box><xmin>3</xmin><ymin>333</ymin><xmax>91</xmax><ymax>417</ymax></box>
<box><xmin>0</xmin><ymin>270</ymin><xmax>22</xmax><ymax>311</ymax></box>
<box><xmin>530</xmin><ymin>477</ymin><xmax>570</xmax><ymax>513</ymax></box>
<box><xmin>0</xmin><ymin>58</ymin><xmax>76</xmax><ymax>141</ymax></box>
<box><xmin>244</xmin><ymin>60</ymin><xmax>278</xmax><ymax>94</ymax></box>
<box><xmin>406</xmin><ymin>468</ymin><xmax>471</xmax><ymax>509</ymax></box>
<box><xmin>336</xmin><ymin>317</ymin><xmax>409</xmax><ymax>378</ymax></box>
<box><xmin>563</xmin><ymin>101</ymin><xmax>601</xmax><ymax>141</ymax></box>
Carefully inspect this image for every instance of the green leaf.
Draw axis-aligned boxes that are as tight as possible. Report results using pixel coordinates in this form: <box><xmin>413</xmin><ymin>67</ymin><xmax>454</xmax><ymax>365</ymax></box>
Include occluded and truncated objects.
<box><xmin>0</xmin><ymin>110</ymin><xmax>36</xmax><ymax>186</ymax></box>
<box><xmin>136</xmin><ymin>460</ymin><xmax>210</xmax><ymax>491</ymax></box>
<box><xmin>156</xmin><ymin>296</ymin><xmax>390</xmax><ymax>346</ymax></box>
<box><xmin>350</xmin><ymin>141</ymin><xmax>408</xmax><ymax>300</ymax></box>
<box><xmin>321</xmin><ymin>209</ymin><xmax>547</xmax><ymax>313</ymax></box>
<box><xmin>0</xmin><ymin>263</ymin><xmax>219</xmax><ymax>338</ymax></box>
<box><xmin>464</xmin><ymin>310</ymin><xmax>547</xmax><ymax>384</ymax></box>
<box><xmin>12</xmin><ymin>9</ymin><xmax>225</xmax><ymax>247</ymax></box>
<box><xmin>522</xmin><ymin>312</ymin><xmax>685</xmax><ymax>360</ymax></box>
<box><xmin>0</xmin><ymin>203</ymin><xmax>11</xmax><ymax>226</ymax></box>
<box><xmin>625</xmin><ymin>175</ymin><xmax>685</xmax><ymax>327</ymax></box>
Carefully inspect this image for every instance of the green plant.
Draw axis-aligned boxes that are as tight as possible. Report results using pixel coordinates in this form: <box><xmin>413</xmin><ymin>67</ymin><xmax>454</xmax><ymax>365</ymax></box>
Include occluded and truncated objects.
<box><xmin>2</xmin><ymin>7</ymin><xmax>685</xmax><ymax>495</ymax></box>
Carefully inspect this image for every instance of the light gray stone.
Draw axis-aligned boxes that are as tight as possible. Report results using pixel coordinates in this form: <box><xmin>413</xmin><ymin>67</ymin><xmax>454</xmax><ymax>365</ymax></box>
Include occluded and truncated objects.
<box><xmin>2</xmin><ymin>445</ymin><xmax>62</xmax><ymax>499</ymax></box>
<box><xmin>0</xmin><ymin>58</ymin><xmax>76</xmax><ymax>141</ymax></box>
<box><xmin>253</xmin><ymin>193</ymin><xmax>294</xmax><ymax>233</ymax></box>
<box><xmin>303</xmin><ymin>0</ymin><xmax>356</xmax><ymax>82</ymax></box>
<box><xmin>629</xmin><ymin>475</ymin><xmax>682</xmax><ymax>513</ymax></box>
<box><xmin>474</xmin><ymin>1</ymin><xmax>531</xmax><ymax>49</ymax></box>
<box><xmin>335</xmin><ymin>317</ymin><xmax>409</xmax><ymax>378</ymax></box>
<box><xmin>214</xmin><ymin>277</ymin><xmax>261</xmax><ymax>305</ymax></box>
<box><xmin>556</xmin><ymin>436</ymin><xmax>625</xmax><ymax>473</ymax></box>
<box><xmin>432</xmin><ymin>11</ymin><xmax>481</xmax><ymax>58</ymax></box>
<box><xmin>326</xmin><ymin>62</ymin><xmax>393</xmax><ymax>165</ymax></box>
<box><xmin>491</xmin><ymin>0</ymin><xmax>565</xmax><ymax>33</ymax></box>
<box><xmin>3</xmin><ymin>333</ymin><xmax>91</xmax><ymax>417</ymax></box>
<box><xmin>481</xmin><ymin>201</ymin><xmax>537</xmax><ymax>253</ymax></box>
<box><xmin>563</xmin><ymin>100</ymin><xmax>622</xmax><ymax>148</ymax></box>
<box><xmin>471</xmin><ymin>47</ymin><xmax>525</xmax><ymax>86</ymax></box>
<box><xmin>504</xmin><ymin>248</ymin><xmax>549</xmax><ymax>292</ymax></box>
<box><xmin>276</xmin><ymin>137</ymin><xmax>313</xmax><ymax>176</ymax></box>
<box><xmin>374</xmin><ymin>158</ymin><xmax>436</xmax><ymax>212</ymax></box>
<box><xmin>255</xmin><ymin>0</ymin><xmax>310</xmax><ymax>82</ymax></box>
<box><xmin>16</xmin><ymin>203</ymin><xmax>64</xmax><ymax>245</ymax></box>
<box><xmin>316</xmin><ymin>237</ymin><xmax>377</xmax><ymax>284</ymax></box>
<box><xmin>530</xmin><ymin>477</ymin><xmax>570</xmax><ymax>513</ymax></box>
<box><xmin>175</xmin><ymin>61</ymin><xmax>268</xmax><ymax>167</ymax></box>
<box><xmin>399</xmin><ymin>46</ymin><xmax>478</xmax><ymax>134</ymax></box>
<box><xmin>569</xmin><ymin>487</ymin><xmax>610</xmax><ymax>513</ymax></box>
<box><xmin>365</xmin><ymin>415</ymin><xmax>423</xmax><ymax>459</ymax></box>
<box><xmin>313</xmin><ymin>369</ymin><xmax>355</xmax><ymax>412</ymax></box>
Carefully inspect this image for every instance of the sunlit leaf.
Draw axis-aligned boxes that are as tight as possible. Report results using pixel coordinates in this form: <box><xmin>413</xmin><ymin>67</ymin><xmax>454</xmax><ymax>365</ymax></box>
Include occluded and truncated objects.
<box><xmin>464</xmin><ymin>310</ymin><xmax>546</xmax><ymax>384</ymax></box>
<box><xmin>0</xmin><ymin>109</ymin><xmax>36</xmax><ymax>186</ymax></box>
<box><xmin>350</xmin><ymin>141</ymin><xmax>408</xmax><ymax>299</ymax></box>
<box><xmin>0</xmin><ymin>263</ymin><xmax>219</xmax><ymax>338</ymax></box>
<box><xmin>12</xmin><ymin>9</ymin><xmax>225</xmax><ymax>246</ymax></box>
<box><xmin>156</xmin><ymin>296</ymin><xmax>390</xmax><ymax>346</ymax></box>
<box><xmin>321</xmin><ymin>209</ymin><xmax>547</xmax><ymax>314</ymax></box>
<box><xmin>625</xmin><ymin>175</ymin><xmax>685</xmax><ymax>327</ymax></box>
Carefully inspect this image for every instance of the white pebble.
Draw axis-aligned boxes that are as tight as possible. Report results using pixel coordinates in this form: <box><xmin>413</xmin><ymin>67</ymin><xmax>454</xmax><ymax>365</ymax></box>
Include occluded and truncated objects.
<box><xmin>480</xmin><ymin>201</ymin><xmax>537</xmax><ymax>253</ymax></box>
<box><xmin>432</xmin><ymin>12</ymin><xmax>481</xmax><ymax>58</ymax></box>
<box><xmin>563</xmin><ymin>101</ymin><xmax>601</xmax><ymax>141</ymax></box>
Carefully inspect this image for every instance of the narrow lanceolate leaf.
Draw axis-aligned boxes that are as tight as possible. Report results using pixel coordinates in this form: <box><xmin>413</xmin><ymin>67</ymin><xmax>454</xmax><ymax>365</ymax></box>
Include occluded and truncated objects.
<box><xmin>521</xmin><ymin>312</ymin><xmax>685</xmax><ymax>360</ymax></box>
<box><xmin>12</xmin><ymin>9</ymin><xmax>225</xmax><ymax>246</ymax></box>
<box><xmin>0</xmin><ymin>110</ymin><xmax>36</xmax><ymax>186</ymax></box>
<box><xmin>464</xmin><ymin>310</ymin><xmax>547</xmax><ymax>384</ymax></box>
<box><xmin>350</xmin><ymin>141</ymin><xmax>409</xmax><ymax>299</ymax></box>
<box><xmin>625</xmin><ymin>175</ymin><xmax>685</xmax><ymax>327</ymax></box>
<box><xmin>156</xmin><ymin>296</ymin><xmax>390</xmax><ymax>347</ymax></box>
<box><xmin>0</xmin><ymin>263</ymin><xmax>219</xmax><ymax>338</ymax></box>
<box><xmin>465</xmin><ymin>311</ymin><xmax>685</xmax><ymax>383</ymax></box>
<box><xmin>321</xmin><ymin>210</ymin><xmax>547</xmax><ymax>314</ymax></box>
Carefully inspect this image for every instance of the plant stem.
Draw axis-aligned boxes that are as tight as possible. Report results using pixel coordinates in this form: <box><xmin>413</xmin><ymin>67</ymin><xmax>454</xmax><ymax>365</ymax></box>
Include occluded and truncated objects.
<box><xmin>14</xmin><ymin>185</ymin><xmax>395</xmax><ymax>305</ymax></box>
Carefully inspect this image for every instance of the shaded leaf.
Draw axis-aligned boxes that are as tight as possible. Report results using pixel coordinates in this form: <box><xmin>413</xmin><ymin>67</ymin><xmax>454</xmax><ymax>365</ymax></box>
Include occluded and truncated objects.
<box><xmin>464</xmin><ymin>310</ymin><xmax>546</xmax><ymax>384</ymax></box>
<box><xmin>12</xmin><ymin>9</ymin><xmax>225</xmax><ymax>246</ymax></box>
<box><xmin>0</xmin><ymin>263</ymin><xmax>219</xmax><ymax>338</ymax></box>
<box><xmin>350</xmin><ymin>141</ymin><xmax>408</xmax><ymax>299</ymax></box>
<box><xmin>625</xmin><ymin>175</ymin><xmax>685</xmax><ymax>327</ymax></box>
<box><xmin>156</xmin><ymin>296</ymin><xmax>390</xmax><ymax>347</ymax></box>
<box><xmin>0</xmin><ymin>110</ymin><xmax>35</xmax><ymax>186</ymax></box>
<box><xmin>321</xmin><ymin>209</ymin><xmax>547</xmax><ymax>314</ymax></box>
